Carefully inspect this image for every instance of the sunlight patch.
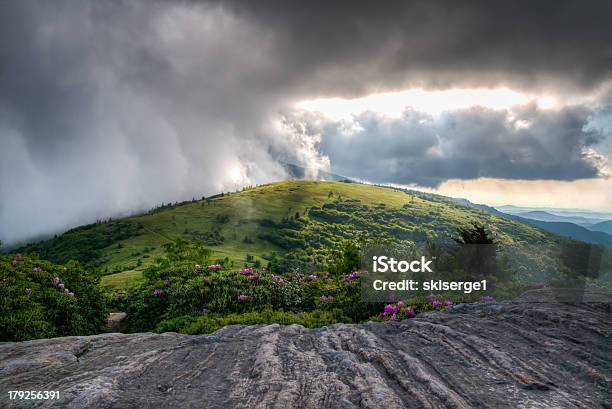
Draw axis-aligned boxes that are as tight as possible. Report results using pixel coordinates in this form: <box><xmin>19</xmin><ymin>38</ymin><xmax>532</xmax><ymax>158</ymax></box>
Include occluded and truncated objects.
<box><xmin>296</xmin><ymin>88</ymin><xmax>559</xmax><ymax>120</ymax></box>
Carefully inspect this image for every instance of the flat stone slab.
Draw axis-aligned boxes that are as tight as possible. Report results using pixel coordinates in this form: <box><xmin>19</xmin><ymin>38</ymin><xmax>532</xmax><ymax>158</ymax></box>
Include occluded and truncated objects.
<box><xmin>1</xmin><ymin>290</ymin><xmax>610</xmax><ymax>408</ymax></box>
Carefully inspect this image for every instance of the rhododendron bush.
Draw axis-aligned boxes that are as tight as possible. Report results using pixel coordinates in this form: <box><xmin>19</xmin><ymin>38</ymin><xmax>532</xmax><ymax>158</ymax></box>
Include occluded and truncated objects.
<box><xmin>0</xmin><ymin>239</ymin><xmax>513</xmax><ymax>340</ymax></box>
<box><xmin>120</xmin><ymin>240</ymin><xmax>467</xmax><ymax>334</ymax></box>
<box><xmin>0</xmin><ymin>254</ymin><xmax>108</xmax><ymax>341</ymax></box>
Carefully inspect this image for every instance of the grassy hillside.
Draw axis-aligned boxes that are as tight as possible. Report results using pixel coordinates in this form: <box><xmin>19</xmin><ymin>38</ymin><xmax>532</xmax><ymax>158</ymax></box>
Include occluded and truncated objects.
<box><xmin>17</xmin><ymin>180</ymin><xmax>567</xmax><ymax>288</ymax></box>
<box><xmin>5</xmin><ymin>180</ymin><xmax>610</xmax><ymax>341</ymax></box>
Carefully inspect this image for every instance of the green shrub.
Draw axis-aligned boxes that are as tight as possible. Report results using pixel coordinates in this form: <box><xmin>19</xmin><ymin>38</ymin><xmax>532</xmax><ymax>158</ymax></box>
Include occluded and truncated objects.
<box><xmin>156</xmin><ymin>307</ymin><xmax>340</xmax><ymax>335</ymax></box>
<box><xmin>155</xmin><ymin>315</ymin><xmax>198</xmax><ymax>333</ymax></box>
<box><xmin>122</xmin><ymin>241</ymin><xmax>520</xmax><ymax>335</ymax></box>
<box><xmin>0</xmin><ymin>254</ymin><xmax>108</xmax><ymax>341</ymax></box>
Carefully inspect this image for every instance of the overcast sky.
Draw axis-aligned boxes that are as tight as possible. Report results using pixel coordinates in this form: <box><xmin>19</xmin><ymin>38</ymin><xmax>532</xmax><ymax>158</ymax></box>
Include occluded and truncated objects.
<box><xmin>1</xmin><ymin>0</ymin><xmax>612</xmax><ymax>245</ymax></box>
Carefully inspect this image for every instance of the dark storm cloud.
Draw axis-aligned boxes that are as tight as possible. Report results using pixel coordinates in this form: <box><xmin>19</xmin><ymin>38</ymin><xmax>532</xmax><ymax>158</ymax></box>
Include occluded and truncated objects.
<box><xmin>0</xmin><ymin>1</ymin><xmax>323</xmax><ymax>244</ymax></box>
<box><xmin>1</xmin><ymin>0</ymin><xmax>612</xmax><ymax>244</ymax></box>
<box><xmin>309</xmin><ymin>105</ymin><xmax>608</xmax><ymax>187</ymax></box>
<box><xmin>217</xmin><ymin>0</ymin><xmax>612</xmax><ymax>95</ymax></box>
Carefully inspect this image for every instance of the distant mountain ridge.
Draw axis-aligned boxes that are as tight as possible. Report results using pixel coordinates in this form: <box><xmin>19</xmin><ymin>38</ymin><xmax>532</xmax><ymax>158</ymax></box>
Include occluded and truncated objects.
<box><xmin>449</xmin><ymin>200</ymin><xmax>612</xmax><ymax>246</ymax></box>
<box><xmin>486</xmin><ymin>206</ymin><xmax>612</xmax><ymax>245</ymax></box>
<box><xmin>424</xmin><ymin>195</ymin><xmax>612</xmax><ymax>245</ymax></box>
<box><xmin>589</xmin><ymin>220</ymin><xmax>612</xmax><ymax>235</ymax></box>
<box><xmin>511</xmin><ymin>218</ymin><xmax>612</xmax><ymax>246</ymax></box>
<box><xmin>513</xmin><ymin>210</ymin><xmax>607</xmax><ymax>226</ymax></box>
<box><xmin>496</xmin><ymin>205</ymin><xmax>612</xmax><ymax>220</ymax></box>
<box><xmin>496</xmin><ymin>205</ymin><xmax>612</xmax><ymax>225</ymax></box>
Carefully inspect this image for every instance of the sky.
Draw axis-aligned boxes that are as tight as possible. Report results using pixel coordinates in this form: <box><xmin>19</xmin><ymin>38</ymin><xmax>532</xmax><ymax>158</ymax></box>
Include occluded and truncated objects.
<box><xmin>1</xmin><ymin>0</ymin><xmax>612</xmax><ymax>245</ymax></box>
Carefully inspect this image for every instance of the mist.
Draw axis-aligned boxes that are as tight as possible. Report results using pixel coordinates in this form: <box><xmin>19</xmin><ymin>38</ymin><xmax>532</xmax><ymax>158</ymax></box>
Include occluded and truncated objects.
<box><xmin>0</xmin><ymin>2</ymin><xmax>328</xmax><ymax>245</ymax></box>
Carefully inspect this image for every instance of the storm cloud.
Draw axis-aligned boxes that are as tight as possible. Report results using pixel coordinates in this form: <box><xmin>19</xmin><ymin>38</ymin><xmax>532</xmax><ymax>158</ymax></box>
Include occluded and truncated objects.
<box><xmin>1</xmin><ymin>0</ymin><xmax>612</xmax><ymax>244</ymax></box>
<box><xmin>300</xmin><ymin>105</ymin><xmax>608</xmax><ymax>187</ymax></box>
<box><xmin>0</xmin><ymin>1</ymin><xmax>323</xmax><ymax>244</ymax></box>
<box><xmin>216</xmin><ymin>0</ymin><xmax>612</xmax><ymax>95</ymax></box>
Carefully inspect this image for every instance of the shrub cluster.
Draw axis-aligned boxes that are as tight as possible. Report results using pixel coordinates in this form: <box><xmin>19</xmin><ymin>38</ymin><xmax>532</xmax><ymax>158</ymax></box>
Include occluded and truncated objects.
<box><xmin>156</xmin><ymin>307</ymin><xmax>339</xmax><ymax>334</ymax></box>
<box><xmin>120</xmin><ymin>241</ymin><xmax>476</xmax><ymax>335</ymax></box>
<box><xmin>0</xmin><ymin>254</ymin><xmax>108</xmax><ymax>341</ymax></box>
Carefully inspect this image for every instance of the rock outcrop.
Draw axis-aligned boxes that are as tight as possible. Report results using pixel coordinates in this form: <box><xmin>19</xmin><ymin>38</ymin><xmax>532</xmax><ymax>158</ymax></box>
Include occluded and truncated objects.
<box><xmin>1</xmin><ymin>289</ymin><xmax>610</xmax><ymax>408</ymax></box>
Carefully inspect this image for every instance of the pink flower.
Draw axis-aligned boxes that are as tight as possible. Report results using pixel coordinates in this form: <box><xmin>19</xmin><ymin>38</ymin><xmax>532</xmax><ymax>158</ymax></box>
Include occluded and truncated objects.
<box><xmin>344</xmin><ymin>271</ymin><xmax>360</xmax><ymax>282</ymax></box>
<box><xmin>58</xmin><ymin>283</ymin><xmax>65</xmax><ymax>289</ymax></box>
<box><xmin>390</xmin><ymin>313</ymin><xmax>398</xmax><ymax>321</ymax></box>
<box><xmin>249</xmin><ymin>273</ymin><xmax>259</xmax><ymax>280</ymax></box>
<box><xmin>15</xmin><ymin>253</ymin><xmax>23</xmax><ymax>261</ymax></box>
<box><xmin>383</xmin><ymin>305</ymin><xmax>399</xmax><ymax>315</ymax></box>
<box><xmin>237</xmin><ymin>294</ymin><xmax>248</xmax><ymax>303</ymax></box>
<box><xmin>67</xmin><ymin>292</ymin><xmax>75</xmax><ymax>297</ymax></box>
<box><xmin>163</xmin><ymin>279</ymin><xmax>171</xmax><ymax>287</ymax></box>
<box><xmin>480</xmin><ymin>295</ymin><xmax>495</xmax><ymax>302</ymax></box>
<box><xmin>307</xmin><ymin>274</ymin><xmax>318</xmax><ymax>281</ymax></box>
<box><xmin>444</xmin><ymin>300</ymin><xmax>454</xmax><ymax>307</ymax></box>
<box><xmin>207</xmin><ymin>264</ymin><xmax>223</xmax><ymax>270</ymax></box>
<box><xmin>64</xmin><ymin>288</ymin><xmax>70</xmax><ymax>294</ymax></box>
<box><xmin>11</xmin><ymin>260</ymin><xmax>17</xmax><ymax>266</ymax></box>
<box><xmin>397</xmin><ymin>300</ymin><xmax>405</xmax><ymax>307</ymax></box>
<box><xmin>241</xmin><ymin>267</ymin><xmax>253</xmax><ymax>275</ymax></box>
<box><xmin>201</xmin><ymin>307</ymin><xmax>209</xmax><ymax>314</ymax></box>
<box><xmin>405</xmin><ymin>308</ymin><xmax>415</xmax><ymax>317</ymax></box>
<box><xmin>54</xmin><ymin>277</ymin><xmax>61</xmax><ymax>285</ymax></box>
<box><xmin>24</xmin><ymin>287</ymin><xmax>32</xmax><ymax>294</ymax></box>
<box><xmin>153</xmin><ymin>289</ymin><xmax>163</xmax><ymax>297</ymax></box>
<box><xmin>431</xmin><ymin>300</ymin><xmax>443</xmax><ymax>308</ymax></box>
<box><xmin>33</xmin><ymin>267</ymin><xmax>42</xmax><ymax>272</ymax></box>
<box><xmin>271</xmin><ymin>274</ymin><xmax>286</xmax><ymax>285</ymax></box>
<box><xmin>195</xmin><ymin>264</ymin><xmax>202</xmax><ymax>270</ymax></box>
<box><xmin>203</xmin><ymin>277</ymin><xmax>210</xmax><ymax>285</ymax></box>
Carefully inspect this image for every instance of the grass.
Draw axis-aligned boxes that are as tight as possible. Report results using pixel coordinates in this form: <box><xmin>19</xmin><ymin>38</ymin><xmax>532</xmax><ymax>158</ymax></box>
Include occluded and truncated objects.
<box><xmin>101</xmin><ymin>270</ymin><xmax>145</xmax><ymax>290</ymax></box>
<box><xmin>100</xmin><ymin>181</ymin><xmax>417</xmax><ymax>273</ymax></box>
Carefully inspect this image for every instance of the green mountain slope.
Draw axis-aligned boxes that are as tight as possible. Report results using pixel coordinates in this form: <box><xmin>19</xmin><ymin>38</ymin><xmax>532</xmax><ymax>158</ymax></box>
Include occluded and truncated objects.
<box><xmin>17</xmin><ymin>180</ymin><xmax>572</xmax><ymax>287</ymax></box>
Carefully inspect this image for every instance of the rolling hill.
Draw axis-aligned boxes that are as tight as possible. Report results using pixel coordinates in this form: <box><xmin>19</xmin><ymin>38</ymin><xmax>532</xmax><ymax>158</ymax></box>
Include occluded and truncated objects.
<box><xmin>513</xmin><ymin>210</ymin><xmax>606</xmax><ymax>226</ymax></box>
<box><xmin>588</xmin><ymin>220</ymin><xmax>612</xmax><ymax>235</ymax></box>
<box><xmin>511</xmin><ymin>218</ymin><xmax>612</xmax><ymax>246</ymax></box>
<box><xmin>492</xmin><ymin>207</ymin><xmax>612</xmax><ymax>245</ymax></box>
<box><xmin>496</xmin><ymin>205</ymin><xmax>612</xmax><ymax>226</ymax></box>
<box><xmin>13</xmin><ymin>180</ymin><xmax>582</xmax><ymax>288</ymax></box>
<box><xmin>496</xmin><ymin>205</ymin><xmax>612</xmax><ymax>220</ymax></box>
